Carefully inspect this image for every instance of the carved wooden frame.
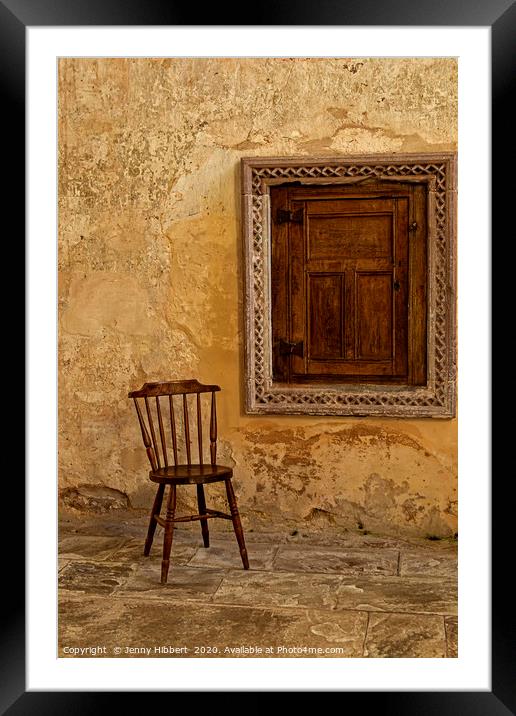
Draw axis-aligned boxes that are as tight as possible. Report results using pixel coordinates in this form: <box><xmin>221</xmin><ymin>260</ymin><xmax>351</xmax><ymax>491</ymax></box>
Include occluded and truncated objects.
<box><xmin>241</xmin><ymin>154</ymin><xmax>457</xmax><ymax>418</ymax></box>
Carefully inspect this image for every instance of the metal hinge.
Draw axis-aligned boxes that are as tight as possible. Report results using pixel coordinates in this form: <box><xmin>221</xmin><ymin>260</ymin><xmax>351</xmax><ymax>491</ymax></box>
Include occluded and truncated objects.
<box><xmin>279</xmin><ymin>339</ymin><xmax>304</xmax><ymax>357</ymax></box>
<box><xmin>276</xmin><ymin>208</ymin><xmax>304</xmax><ymax>224</ymax></box>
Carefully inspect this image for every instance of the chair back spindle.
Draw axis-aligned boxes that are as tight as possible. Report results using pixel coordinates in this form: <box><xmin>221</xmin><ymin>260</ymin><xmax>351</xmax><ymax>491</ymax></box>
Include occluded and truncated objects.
<box><xmin>168</xmin><ymin>395</ymin><xmax>178</xmax><ymax>466</ymax></box>
<box><xmin>129</xmin><ymin>380</ymin><xmax>221</xmax><ymax>470</ymax></box>
<box><xmin>128</xmin><ymin>378</ymin><xmax>248</xmax><ymax>584</ymax></box>
<box><xmin>183</xmin><ymin>394</ymin><xmax>191</xmax><ymax>465</ymax></box>
<box><xmin>155</xmin><ymin>396</ymin><xmax>168</xmax><ymax>468</ymax></box>
<box><xmin>144</xmin><ymin>396</ymin><xmax>161</xmax><ymax>469</ymax></box>
<box><xmin>132</xmin><ymin>397</ymin><xmax>158</xmax><ymax>471</ymax></box>
<box><xmin>196</xmin><ymin>393</ymin><xmax>203</xmax><ymax>466</ymax></box>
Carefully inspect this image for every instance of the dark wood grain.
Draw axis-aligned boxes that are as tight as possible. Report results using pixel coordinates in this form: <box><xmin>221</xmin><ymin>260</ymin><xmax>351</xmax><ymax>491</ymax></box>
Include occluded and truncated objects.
<box><xmin>144</xmin><ymin>396</ymin><xmax>161</xmax><ymax>469</ymax></box>
<box><xmin>196</xmin><ymin>393</ymin><xmax>203</xmax><ymax>466</ymax></box>
<box><xmin>129</xmin><ymin>378</ymin><xmax>220</xmax><ymax>398</ymax></box>
<box><xmin>225</xmin><ymin>478</ymin><xmax>249</xmax><ymax>570</ymax></box>
<box><xmin>356</xmin><ymin>272</ymin><xmax>392</xmax><ymax>360</ymax></box>
<box><xmin>155</xmin><ymin>396</ymin><xmax>168</xmax><ymax>468</ymax></box>
<box><xmin>393</xmin><ymin>196</ymin><xmax>409</xmax><ymax>378</ymax></box>
<box><xmin>129</xmin><ymin>379</ymin><xmax>248</xmax><ymax>583</ymax></box>
<box><xmin>143</xmin><ymin>484</ymin><xmax>165</xmax><ymax>557</ymax></box>
<box><xmin>196</xmin><ymin>484</ymin><xmax>209</xmax><ymax>547</ymax></box>
<box><xmin>168</xmin><ymin>395</ymin><xmax>178</xmax><ymax>466</ymax></box>
<box><xmin>270</xmin><ymin>187</ymin><xmax>290</xmax><ymax>381</ymax></box>
<box><xmin>132</xmin><ymin>397</ymin><xmax>158</xmax><ymax>471</ymax></box>
<box><xmin>210</xmin><ymin>391</ymin><xmax>217</xmax><ymax>465</ymax></box>
<box><xmin>161</xmin><ymin>484</ymin><xmax>176</xmax><ymax>584</ymax></box>
<box><xmin>183</xmin><ymin>393</ymin><xmax>191</xmax><ymax>465</ymax></box>
<box><xmin>270</xmin><ymin>181</ymin><xmax>424</xmax><ymax>385</ymax></box>
<box><xmin>149</xmin><ymin>464</ymin><xmax>232</xmax><ymax>485</ymax></box>
<box><xmin>289</xmin><ymin>199</ymin><xmax>307</xmax><ymax>377</ymax></box>
<box><xmin>308</xmin><ymin>273</ymin><xmax>343</xmax><ymax>359</ymax></box>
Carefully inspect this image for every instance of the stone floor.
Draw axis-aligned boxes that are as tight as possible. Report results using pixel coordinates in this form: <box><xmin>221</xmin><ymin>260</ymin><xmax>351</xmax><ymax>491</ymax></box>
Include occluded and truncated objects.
<box><xmin>59</xmin><ymin>512</ymin><xmax>458</xmax><ymax>659</ymax></box>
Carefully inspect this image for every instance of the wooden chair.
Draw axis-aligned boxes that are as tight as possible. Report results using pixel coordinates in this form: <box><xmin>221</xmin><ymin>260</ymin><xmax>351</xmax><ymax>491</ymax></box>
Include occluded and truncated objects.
<box><xmin>128</xmin><ymin>379</ymin><xmax>249</xmax><ymax>583</ymax></box>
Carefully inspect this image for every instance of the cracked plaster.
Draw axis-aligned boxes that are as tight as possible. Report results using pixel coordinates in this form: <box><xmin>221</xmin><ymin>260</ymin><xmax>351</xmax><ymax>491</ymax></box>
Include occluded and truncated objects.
<box><xmin>59</xmin><ymin>58</ymin><xmax>457</xmax><ymax>536</ymax></box>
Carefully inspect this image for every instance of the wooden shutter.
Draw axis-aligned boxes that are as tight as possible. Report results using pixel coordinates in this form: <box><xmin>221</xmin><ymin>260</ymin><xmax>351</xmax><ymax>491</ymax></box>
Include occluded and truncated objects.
<box><xmin>271</xmin><ymin>182</ymin><xmax>427</xmax><ymax>385</ymax></box>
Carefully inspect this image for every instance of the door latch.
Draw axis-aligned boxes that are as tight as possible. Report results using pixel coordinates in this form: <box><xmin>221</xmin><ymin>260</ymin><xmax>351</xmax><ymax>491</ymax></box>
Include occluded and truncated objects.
<box><xmin>278</xmin><ymin>339</ymin><xmax>304</xmax><ymax>357</ymax></box>
<box><xmin>276</xmin><ymin>208</ymin><xmax>304</xmax><ymax>224</ymax></box>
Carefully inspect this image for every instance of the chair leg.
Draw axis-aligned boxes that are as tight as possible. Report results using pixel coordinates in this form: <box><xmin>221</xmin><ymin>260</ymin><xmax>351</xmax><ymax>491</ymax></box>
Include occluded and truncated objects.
<box><xmin>196</xmin><ymin>484</ymin><xmax>210</xmax><ymax>548</ymax></box>
<box><xmin>225</xmin><ymin>478</ymin><xmax>249</xmax><ymax>570</ymax></box>
<box><xmin>161</xmin><ymin>484</ymin><xmax>177</xmax><ymax>584</ymax></box>
<box><xmin>144</xmin><ymin>484</ymin><xmax>165</xmax><ymax>556</ymax></box>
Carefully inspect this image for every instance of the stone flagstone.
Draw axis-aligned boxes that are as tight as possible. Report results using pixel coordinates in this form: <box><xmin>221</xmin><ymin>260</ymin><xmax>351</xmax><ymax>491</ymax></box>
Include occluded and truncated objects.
<box><xmin>58</xmin><ymin>535</ymin><xmax>129</xmax><ymax>561</ymax></box>
<box><xmin>109</xmin><ymin>538</ymin><xmax>197</xmax><ymax>566</ymax></box>
<box><xmin>187</xmin><ymin>541</ymin><xmax>278</xmax><ymax>571</ymax></box>
<box><xmin>58</xmin><ymin>513</ymin><xmax>458</xmax><ymax>658</ymax></box>
<box><xmin>364</xmin><ymin>613</ymin><xmax>446</xmax><ymax>657</ymax></box>
<box><xmin>399</xmin><ymin>550</ymin><xmax>457</xmax><ymax>578</ymax></box>
<box><xmin>59</xmin><ymin>561</ymin><xmax>134</xmax><ymax>595</ymax></box>
<box><xmin>337</xmin><ymin>576</ymin><xmax>457</xmax><ymax>615</ymax></box>
<box><xmin>273</xmin><ymin>545</ymin><xmax>399</xmax><ymax>576</ymax></box>
<box><xmin>213</xmin><ymin>570</ymin><xmax>342</xmax><ymax>609</ymax></box>
<box><xmin>445</xmin><ymin>616</ymin><xmax>458</xmax><ymax>657</ymax></box>
<box><xmin>116</xmin><ymin>563</ymin><xmax>226</xmax><ymax>601</ymax></box>
<box><xmin>59</xmin><ymin>595</ymin><xmax>369</xmax><ymax>658</ymax></box>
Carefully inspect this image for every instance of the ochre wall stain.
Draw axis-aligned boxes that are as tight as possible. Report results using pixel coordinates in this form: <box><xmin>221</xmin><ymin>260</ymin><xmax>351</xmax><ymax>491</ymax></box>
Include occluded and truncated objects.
<box><xmin>58</xmin><ymin>58</ymin><xmax>458</xmax><ymax>537</ymax></box>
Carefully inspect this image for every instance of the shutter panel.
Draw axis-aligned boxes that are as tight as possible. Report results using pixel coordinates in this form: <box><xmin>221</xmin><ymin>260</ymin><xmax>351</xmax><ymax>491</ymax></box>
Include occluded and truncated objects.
<box><xmin>271</xmin><ymin>181</ymin><xmax>425</xmax><ymax>385</ymax></box>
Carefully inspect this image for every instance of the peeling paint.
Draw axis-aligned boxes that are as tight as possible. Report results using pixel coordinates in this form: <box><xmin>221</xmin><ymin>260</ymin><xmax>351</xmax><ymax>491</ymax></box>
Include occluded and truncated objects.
<box><xmin>59</xmin><ymin>58</ymin><xmax>457</xmax><ymax>537</ymax></box>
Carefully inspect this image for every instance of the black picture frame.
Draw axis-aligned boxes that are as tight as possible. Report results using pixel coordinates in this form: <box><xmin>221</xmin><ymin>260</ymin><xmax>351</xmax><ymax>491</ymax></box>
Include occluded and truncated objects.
<box><xmin>8</xmin><ymin>0</ymin><xmax>513</xmax><ymax>711</ymax></box>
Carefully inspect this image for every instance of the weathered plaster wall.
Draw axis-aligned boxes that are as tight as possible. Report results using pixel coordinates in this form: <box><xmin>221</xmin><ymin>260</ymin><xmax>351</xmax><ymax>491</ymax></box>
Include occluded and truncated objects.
<box><xmin>58</xmin><ymin>58</ymin><xmax>458</xmax><ymax>537</ymax></box>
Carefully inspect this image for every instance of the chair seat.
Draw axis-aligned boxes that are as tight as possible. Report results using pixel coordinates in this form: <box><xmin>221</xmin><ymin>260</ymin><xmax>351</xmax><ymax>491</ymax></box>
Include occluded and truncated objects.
<box><xmin>150</xmin><ymin>463</ymin><xmax>233</xmax><ymax>485</ymax></box>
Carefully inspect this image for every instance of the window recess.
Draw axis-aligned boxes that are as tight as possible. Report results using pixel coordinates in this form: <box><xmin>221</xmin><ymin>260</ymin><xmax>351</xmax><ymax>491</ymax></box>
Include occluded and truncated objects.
<box><xmin>242</xmin><ymin>155</ymin><xmax>456</xmax><ymax>418</ymax></box>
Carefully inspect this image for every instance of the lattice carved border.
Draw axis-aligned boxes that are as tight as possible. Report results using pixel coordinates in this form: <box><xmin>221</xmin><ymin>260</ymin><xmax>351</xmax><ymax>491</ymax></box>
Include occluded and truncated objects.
<box><xmin>241</xmin><ymin>154</ymin><xmax>457</xmax><ymax>418</ymax></box>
